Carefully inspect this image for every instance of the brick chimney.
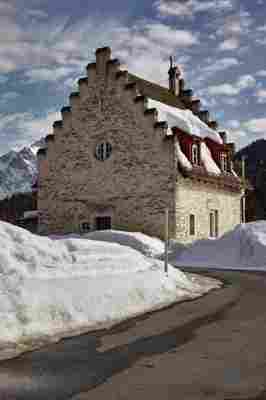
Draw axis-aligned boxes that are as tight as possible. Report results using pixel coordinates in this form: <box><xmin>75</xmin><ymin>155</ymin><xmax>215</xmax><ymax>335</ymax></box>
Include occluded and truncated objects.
<box><xmin>168</xmin><ymin>56</ymin><xmax>181</xmax><ymax>96</ymax></box>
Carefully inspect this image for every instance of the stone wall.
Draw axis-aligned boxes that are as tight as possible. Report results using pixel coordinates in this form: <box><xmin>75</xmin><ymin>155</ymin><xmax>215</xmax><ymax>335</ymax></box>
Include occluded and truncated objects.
<box><xmin>175</xmin><ymin>176</ymin><xmax>242</xmax><ymax>243</ymax></box>
<box><xmin>38</xmin><ymin>47</ymin><xmax>176</xmax><ymax>238</ymax></box>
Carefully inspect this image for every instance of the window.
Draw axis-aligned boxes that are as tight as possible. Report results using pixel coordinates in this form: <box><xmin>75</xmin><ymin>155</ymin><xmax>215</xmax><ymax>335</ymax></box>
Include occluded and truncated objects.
<box><xmin>95</xmin><ymin>142</ymin><xmax>112</xmax><ymax>161</ymax></box>
<box><xmin>220</xmin><ymin>153</ymin><xmax>227</xmax><ymax>172</ymax></box>
<box><xmin>80</xmin><ymin>222</ymin><xmax>90</xmax><ymax>232</ymax></box>
<box><xmin>209</xmin><ymin>210</ymin><xmax>218</xmax><ymax>237</ymax></box>
<box><xmin>95</xmin><ymin>216</ymin><xmax>111</xmax><ymax>230</ymax></box>
<box><xmin>191</xmin><ymin>143</ymin><xmax>199</xmax><ymax>165</ymax></box>
<box><xmin>189</xmin><ymin>214</ymin><xmax>195</xmax><ymax>235</ymax></box>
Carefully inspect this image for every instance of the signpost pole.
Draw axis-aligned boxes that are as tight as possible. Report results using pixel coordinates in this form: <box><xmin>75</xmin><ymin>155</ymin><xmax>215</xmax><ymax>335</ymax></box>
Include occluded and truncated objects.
<box><xmin>164</xmin><ymin>208</ymin><xmax>169</xmax><ymax>275</ymax></box>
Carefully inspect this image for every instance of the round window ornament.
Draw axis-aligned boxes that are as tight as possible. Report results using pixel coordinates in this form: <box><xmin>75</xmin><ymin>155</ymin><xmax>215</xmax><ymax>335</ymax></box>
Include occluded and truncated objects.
<box><xmin>95</xmin><ymin>142</ymin><xmax>112</xmax><ymax>161</ymax></box>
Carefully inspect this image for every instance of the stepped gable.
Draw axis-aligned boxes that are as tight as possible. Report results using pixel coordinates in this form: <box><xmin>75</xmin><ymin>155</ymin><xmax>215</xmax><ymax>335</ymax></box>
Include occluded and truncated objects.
<box><xmin>37</xmin><ymin>45</ymin><xmax>243</xmax><ymax>241</ymax></box>
<box><xmin>37</xmin><ymin>46</ymin><xmax>239</xmax><ymax>192</ymax></box>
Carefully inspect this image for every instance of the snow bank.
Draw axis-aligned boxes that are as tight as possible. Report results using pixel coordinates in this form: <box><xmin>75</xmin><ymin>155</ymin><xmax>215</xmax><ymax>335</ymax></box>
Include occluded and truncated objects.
<box><xmin>0</xmin><ymin>222</ymin><xmax>221</xmax><ymax>360</ymax></box>
<box><xmin>147</xmin><ymin>98</ymin><xmax>223</xmax><ymax>144</ymax></box>
<box><xmin>85</xmin><ymin>230</ymin><xmax>165</xmax><ymax>258</ymax></box>
<box><xmin>173</xmin><ymin>221</ymin><xmax>266</xmax><ymax>270</ymax></box>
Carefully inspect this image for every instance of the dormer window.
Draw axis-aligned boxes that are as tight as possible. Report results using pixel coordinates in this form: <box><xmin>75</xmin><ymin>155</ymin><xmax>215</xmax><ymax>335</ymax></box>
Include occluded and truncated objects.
<box><xmin>220</xmin><ymin>153</ymin><xmax>227</xmax><ymax>172</ymax></box>
<box><xmin>191</xmin><ymin>143</ymin><xmax>200</xmax><ymax>165</ymax></box>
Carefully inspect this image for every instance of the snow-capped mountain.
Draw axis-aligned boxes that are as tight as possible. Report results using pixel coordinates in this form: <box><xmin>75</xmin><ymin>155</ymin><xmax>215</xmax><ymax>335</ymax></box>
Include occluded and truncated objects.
<box><xmin>0</xmin><ymin>138</ymin><xmax>44</xmax><ymax>199</ymax></box>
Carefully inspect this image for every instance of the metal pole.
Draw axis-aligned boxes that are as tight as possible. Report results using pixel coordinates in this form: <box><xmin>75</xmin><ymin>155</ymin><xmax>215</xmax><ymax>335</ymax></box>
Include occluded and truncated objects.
<box><xmin>164</xmin><ymin>208</ymin><xmax>168</xmax><ymax>275</ymax></box>
<box><xmin>241</xmin><ymin>156</ymin><xmax>246</xmax><ymax>223</ymax></box>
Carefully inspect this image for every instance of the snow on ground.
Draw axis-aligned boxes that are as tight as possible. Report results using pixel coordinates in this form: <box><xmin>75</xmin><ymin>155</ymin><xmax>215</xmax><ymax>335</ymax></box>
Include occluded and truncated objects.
<box><xmin>173</xmin><ymin>221</ymin><xmax>266</xmax><ymax>270</ymax></box>
<box><xmin>85</xmin><ymin>230</ymin><xmax>165</xmax><ymax>258</ymax></box>
<box><xmin>0</xmin><ymin>222</ymin><xmax>221</xmax><ymax>361</ymax></box>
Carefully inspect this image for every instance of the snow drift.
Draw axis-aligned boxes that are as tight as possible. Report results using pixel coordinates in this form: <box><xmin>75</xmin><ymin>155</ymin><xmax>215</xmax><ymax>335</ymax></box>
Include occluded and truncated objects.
<box><xmin>85</xmin><ymin>230</ymin><xmax>165</xmax><ymax>258</ymax></box>
<box><xmin>0</xmin><ymin>222</ymin><xmax>221</xmax><ymax>360</ymax></box>
<box><xmin>173</xmin><ymin>221</ymin><xmax>266</xmax><ymax>270</ymax></box>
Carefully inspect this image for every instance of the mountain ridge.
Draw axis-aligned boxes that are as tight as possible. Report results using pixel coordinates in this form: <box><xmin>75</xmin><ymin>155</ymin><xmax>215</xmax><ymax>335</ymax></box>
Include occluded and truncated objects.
<box><xmin>0</xmin><ymin>138</ymin><xmax>44</xmax><ymax>199</ymax></box>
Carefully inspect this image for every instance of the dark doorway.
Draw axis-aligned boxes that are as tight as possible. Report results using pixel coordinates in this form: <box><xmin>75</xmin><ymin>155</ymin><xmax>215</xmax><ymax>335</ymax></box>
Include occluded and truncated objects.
<box><xmin>95</xmin><ymin>216</ymin><xmax>111</xmax><ymax>230</ymax></box>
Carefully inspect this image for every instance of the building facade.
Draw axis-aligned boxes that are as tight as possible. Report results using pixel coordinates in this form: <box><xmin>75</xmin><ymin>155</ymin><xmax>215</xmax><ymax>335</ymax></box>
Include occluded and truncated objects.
<box><xmin>37</xmin><ymin>46</ymin><xmax>242</xmax><ymax>242</ymax></box>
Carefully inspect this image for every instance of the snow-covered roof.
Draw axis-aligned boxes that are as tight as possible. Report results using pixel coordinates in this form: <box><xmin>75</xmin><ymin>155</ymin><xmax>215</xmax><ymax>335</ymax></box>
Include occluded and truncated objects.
<box><xmin>175</xmin><ymin>139</ymin><xmax>192</xmax><ymax>171</ymax></box>
<box><xmin>200</xmin><ymin>142</ymin><xmax>221</xmax><ymax>175</ymax></box>
<box><xmin>147</xmin><ymin>98</ymin><xmax>223</xmax><ymax>145</ymax></box>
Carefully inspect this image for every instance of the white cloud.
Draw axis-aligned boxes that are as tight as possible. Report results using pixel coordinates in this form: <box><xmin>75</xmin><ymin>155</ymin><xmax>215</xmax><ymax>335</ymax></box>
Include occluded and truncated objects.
<box><xmin>256</xmin><ymin>38</ymin><xmax>266</xmax><ymax>46</ymax></box>
<box><xmin>25</xmin><ymin>9</ymin><xmax>48</xmax><ymax>20</ymax></box>
<box><xmin>237</xmin><ymin>75</ymin><xmax>256</xmax><ymax>90</ymax></box>
<box><xmin>208</xmin><ymin>83</ymin><xmax>239</xmax><ymax>96</ymax></box>
<box><xmin>216</xmin><ymin>16</ymin><xmax>241</xmax><ymax>36</ymax></box>
<box><xmin>255</xmin><ymin>89</ymin><xmax>266</xmax><ymax>103</ymax></box>
<box><xmin>202</xmin><ymin>57</ymin><xmax>239</xmax><ymax>74</ymax></box>
<box><xmin>257</xmin><ymin>24</ymin><xmax>266</xmax><ymax>32</ymax></box>
<box><xmin>218</xmin><ymin>37</ymin><xmax>240</xmax><ymax>50</ymax></box>
<box><xmin>256</xmin><ymin>70</ymin><xmax>266</xmax><ymax>77</ymax></box>
<box><xmin>155</xmin><ymin>0</ymin><xmax>234</xmax><ymax>18</ymax></box>
<box><xmin>226</xmin><ymin>120</ymin><xmax>241</xmax><ymax>129</ymax></box>
<box><xmin>0</xmin><ymin>110</ymin><xmax>60</xmax><ymax>152</ymax></box>
<box><xmin>24</xmin><ymin>66</ymin><xmax>78</xmax><ymax>83</ymax></box>
<box><xmin>207</xmin><ymin>74</ymin><xmax>256</xmax><ymax>96</ymax></box>
<box><xmin>221</xmin><ymin>97</ymin><xmax>239</xmax><ymax>106</ymax></box>
<box><xmin>146</xmin><ymin>23</ymin><xmax>198</xmax><ymax>47</ymax></box>
<box><xmin>243</xmin><ymin>118</ymin><xmax>266</xmax><ymax>134</ymax></box>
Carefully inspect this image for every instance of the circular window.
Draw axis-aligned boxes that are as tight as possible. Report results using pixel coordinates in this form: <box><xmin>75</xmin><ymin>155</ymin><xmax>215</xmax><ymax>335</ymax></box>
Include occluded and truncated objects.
<box><xmin>95</xmin><ymin>142</ymin><xmax>112</xmax><ymax>161</ymax></box>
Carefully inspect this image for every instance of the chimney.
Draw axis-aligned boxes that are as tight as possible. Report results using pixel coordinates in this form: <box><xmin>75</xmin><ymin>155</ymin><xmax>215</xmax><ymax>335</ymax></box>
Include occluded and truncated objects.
<box><xmin>219</xmin><ymin>131</ymin><xmax>227</xmax><ymax>144</ymax></box>
<box><xmin>168</xmin><ymin>56</ymin><xmax>181</xmax><ymax>96</ymax></box>
<box><xmin>96</xmin><ymin>46</ymin><xmax>111</xmax><ymax>77</ymax></box>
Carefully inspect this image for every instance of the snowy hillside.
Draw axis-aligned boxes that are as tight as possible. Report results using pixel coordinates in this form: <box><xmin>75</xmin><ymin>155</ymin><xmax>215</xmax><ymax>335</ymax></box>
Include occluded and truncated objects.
<box><xmin>0</xmin><ymin>138</ymin><xmax>44</xmax><ymax>199</ymax></box>
<box><xmin>0</xmin><ymin>221</ymin><xmax>221</xmax><ymax>361</ymax></box>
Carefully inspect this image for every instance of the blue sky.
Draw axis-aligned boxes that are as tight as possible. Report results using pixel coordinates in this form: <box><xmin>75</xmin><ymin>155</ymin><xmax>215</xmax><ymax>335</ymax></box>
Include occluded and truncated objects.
<box><xmin>0</xmin><ymin>0</ymin><xmax>266</xmax><ymax>155</ymax></box>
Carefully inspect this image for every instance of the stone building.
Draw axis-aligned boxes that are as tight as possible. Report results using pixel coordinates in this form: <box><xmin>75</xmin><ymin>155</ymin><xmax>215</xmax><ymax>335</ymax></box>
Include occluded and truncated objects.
<box><xmin>37</xmin><ymin>46</ymin><xmax>243</xmax><ymax>242</ymax></box>
<box><xmin>0</xmin><ymin>189</ymin><xmax>38</xmax><ymax>233</ymax></box>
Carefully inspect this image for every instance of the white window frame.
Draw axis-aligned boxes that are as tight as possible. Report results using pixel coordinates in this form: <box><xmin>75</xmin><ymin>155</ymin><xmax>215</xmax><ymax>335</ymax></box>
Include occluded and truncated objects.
<box><xmin>220</xmin><ymin>152</ymin><xmax>227</xmax><ymax>172</ymax></box>
<box><xmin>191</xmin><ymin>143</ymin><xmax>199</xmax><ymax>165</ymax></box>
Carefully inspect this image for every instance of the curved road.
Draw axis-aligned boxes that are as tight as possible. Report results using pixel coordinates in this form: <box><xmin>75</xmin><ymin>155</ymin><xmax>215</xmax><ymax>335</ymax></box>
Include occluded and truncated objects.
<box><xmin>1</xmin><ymin>270</ymin><xmax>266</xmax><ymax>400</ymax></box>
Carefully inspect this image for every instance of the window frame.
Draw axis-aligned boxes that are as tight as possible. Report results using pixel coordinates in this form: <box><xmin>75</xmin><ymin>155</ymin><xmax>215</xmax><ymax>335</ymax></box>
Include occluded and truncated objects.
<box><xmin>191</xmin><ymin>143</ymin><xmax>200</xmax><ymax>165</ymax></box>
<box><xmin>209</xmin><ymin>209</ymin><xmax>219</xmax><ymax>238</ymax></box>
<box><xmin>220</xmin><ymin>152</ymin><xmax>227</xmax><ymax>172</ymax></box>
<box><xmin>95</xmin><ymin>142</ymin><xmax>112</xmax><ymax>161</ymax></box>
<box><xmin>80</xmin><ymin>222</ymin><xmax>90</xmax><ymax>233</ymax></box>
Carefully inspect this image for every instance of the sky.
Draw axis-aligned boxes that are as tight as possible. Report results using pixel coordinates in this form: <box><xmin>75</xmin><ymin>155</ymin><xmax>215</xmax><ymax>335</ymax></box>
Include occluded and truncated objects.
<box><xmin>0</xmin><ymin>0</ymin><xmax>266</xmax><ymax>155</ymax></box>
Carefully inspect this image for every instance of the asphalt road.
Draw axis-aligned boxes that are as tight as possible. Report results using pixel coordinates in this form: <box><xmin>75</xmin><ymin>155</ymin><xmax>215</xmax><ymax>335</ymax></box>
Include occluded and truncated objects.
<box><xmin>1</xmin><ymin>270</ymin><xmax>266</xmax><ymax>400</ymax></box>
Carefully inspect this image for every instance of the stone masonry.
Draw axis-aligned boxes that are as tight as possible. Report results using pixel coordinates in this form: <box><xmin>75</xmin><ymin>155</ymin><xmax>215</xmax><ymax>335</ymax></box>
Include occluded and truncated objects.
<box><xmin>37</xmin><ymin>46</ymin><xmax>242</xmax><ymax>242</ymax></box>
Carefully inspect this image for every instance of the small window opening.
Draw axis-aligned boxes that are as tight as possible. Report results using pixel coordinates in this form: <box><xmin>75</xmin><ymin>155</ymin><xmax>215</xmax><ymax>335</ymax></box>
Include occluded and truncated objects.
<box><xmin>189</xmin><ymin>214</ymin><xmax>195</xmax><ymax>235</ymax></box>
<box><xmin>95</xmin><ymin>216</ymin><xmax>111</xmax><ymax>230</ymax></box>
